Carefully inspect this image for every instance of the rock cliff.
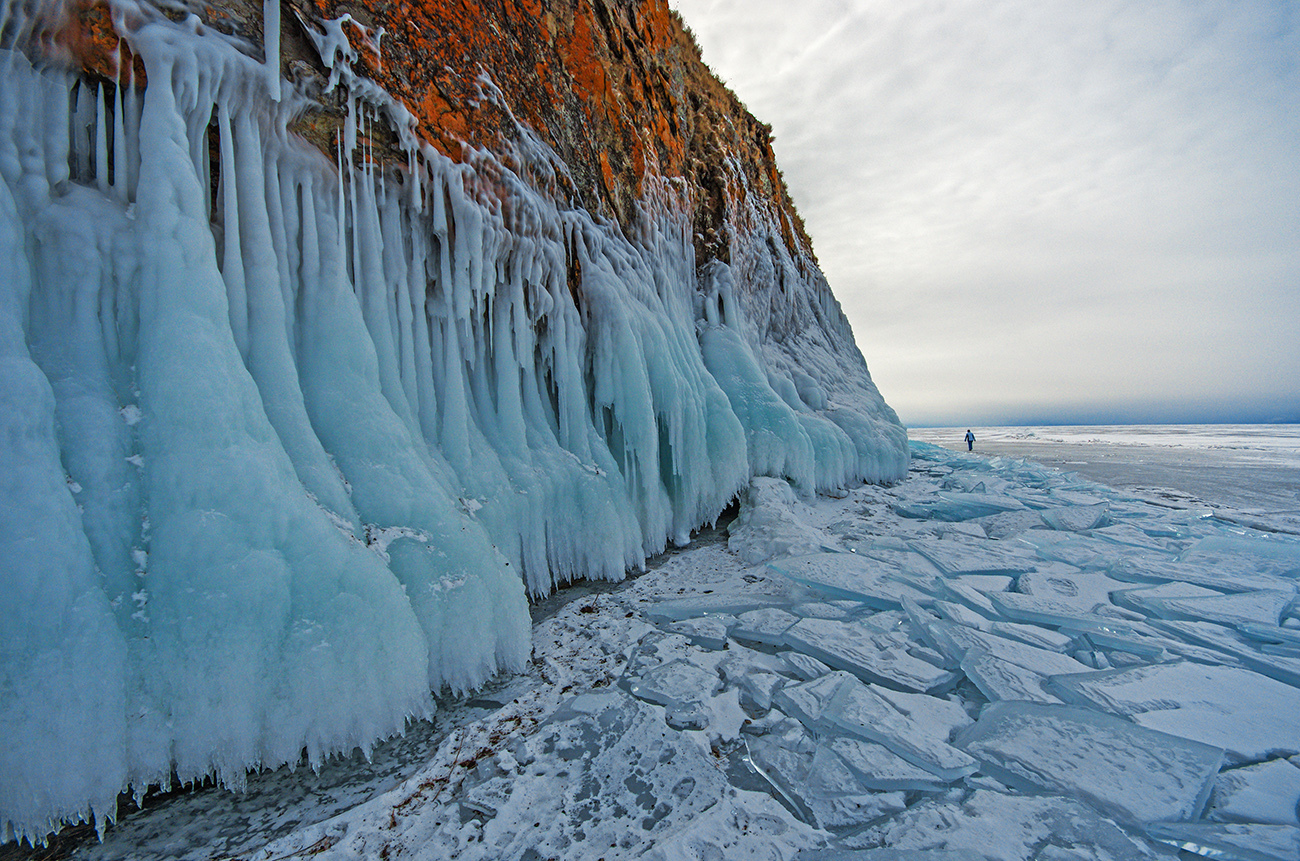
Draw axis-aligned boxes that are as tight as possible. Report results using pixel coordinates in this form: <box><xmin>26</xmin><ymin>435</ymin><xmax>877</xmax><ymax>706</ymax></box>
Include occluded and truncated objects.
<box><xmin>58</xmin><ymin>0</ymin><xmax>813</xmax><ymax>263</ymax></box>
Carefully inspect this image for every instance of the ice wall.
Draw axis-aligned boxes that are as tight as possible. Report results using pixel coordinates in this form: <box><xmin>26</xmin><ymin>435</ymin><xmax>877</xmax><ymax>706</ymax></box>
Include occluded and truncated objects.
<box><xmin>0</xmin><ymin>0</ymin><xmax>906</xmax><ymax>843</ymax></box>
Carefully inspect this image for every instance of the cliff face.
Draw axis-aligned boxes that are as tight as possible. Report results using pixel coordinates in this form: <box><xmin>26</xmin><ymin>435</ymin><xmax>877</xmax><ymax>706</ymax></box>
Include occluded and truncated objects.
<box><xmin>58</xmin><ymin>0</ymin><xmax>811</xmax><ymax>275</ymax></box>
<box><xmin>1</xmin><ymin>0</ymin><xmax>905</xmax><ymax>844</ymax></box>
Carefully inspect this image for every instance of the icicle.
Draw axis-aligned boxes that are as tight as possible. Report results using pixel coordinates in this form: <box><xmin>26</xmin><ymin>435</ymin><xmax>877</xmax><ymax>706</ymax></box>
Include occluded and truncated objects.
<box><xmin>71</xmin><ymin>81</ymin><xmax>93</xmax><ymax>181</ymax></box>
<box><xmin>216</xmin><ymin>101</ymin><xmax>249</xmax><ymax>357</ymax></box>
<box><xmin>123</xmin><ymin>61</ymin><xmax>140</xmax><ymax>199</ymax></box>
<box><xmin>94</xmin><ymin>82</ymin><xmax>109</xmax><ymax>196</ymax></box>
<box><xmin>112</xmin><ymin>63</ymin><xmax>127</xmax><ymax>202</ymax></box>
<box><xmin>263</xmin><ymin>0</ymin><xmax>281</xmax><ymax>101</ymax></box>
<box><xmin>335</xmin><ymin>130</ymin><xmax>345</xmax><ymax>249</ymax></box>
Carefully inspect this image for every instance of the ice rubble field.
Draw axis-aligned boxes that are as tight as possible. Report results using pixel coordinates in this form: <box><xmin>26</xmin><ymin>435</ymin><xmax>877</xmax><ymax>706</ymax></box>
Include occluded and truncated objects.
<box><xmin>70</xmin><ymin>440</ymin><xmax>1300</xmax><ymax>861</ymax></box>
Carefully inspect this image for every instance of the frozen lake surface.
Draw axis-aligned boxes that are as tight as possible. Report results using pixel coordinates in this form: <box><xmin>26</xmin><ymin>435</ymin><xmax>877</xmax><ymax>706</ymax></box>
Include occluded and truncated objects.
<box><xmin>911</xmin><ymin>425</ymin><xmax>1300</xmax><ymax>532</ymax></box>
<box><xmin>10</xmin><ymin>430</ymin><xmax>1300</xmax><ymax>861</ymax></box>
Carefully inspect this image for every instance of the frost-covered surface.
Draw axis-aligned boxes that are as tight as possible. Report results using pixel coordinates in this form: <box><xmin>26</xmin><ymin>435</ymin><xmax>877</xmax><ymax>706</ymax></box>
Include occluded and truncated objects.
<box><xmin>27</xmin><ymin>438</ymin><xmax>1300</xmax><ymax>861</ymax></box>
<box><xmin>0</xmin><ymin>0</ymin><xmax>905</xmax><ymax>843</ymax></box>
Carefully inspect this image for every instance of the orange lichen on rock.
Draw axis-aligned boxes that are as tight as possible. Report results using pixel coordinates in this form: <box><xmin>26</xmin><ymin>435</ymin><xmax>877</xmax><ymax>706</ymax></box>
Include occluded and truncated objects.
<box><xmin>52</xmin><ymin>0</ymin><xmax>147</xmax><ymax>85</ymax></box>
<box><xmin>51</xmin><ymin>0</ymin><xmax>815</xmax><ymax>266</ymax></box>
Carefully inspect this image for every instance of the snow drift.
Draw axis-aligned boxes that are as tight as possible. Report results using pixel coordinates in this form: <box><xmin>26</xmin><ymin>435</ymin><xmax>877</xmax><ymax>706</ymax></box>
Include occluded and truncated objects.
<box><xmin>0</xmin><ymin>0</ymin><xmax>905</xmax><ymax>843</ymax></box>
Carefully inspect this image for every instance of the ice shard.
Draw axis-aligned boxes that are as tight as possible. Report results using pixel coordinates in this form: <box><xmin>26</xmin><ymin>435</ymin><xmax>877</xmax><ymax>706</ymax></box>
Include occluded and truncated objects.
<box><xmin>955</xmin><ymin>701</ymin><xmax>1224</xmax><ymax>824</ymax></box>
<box><xmin>783</xmin><ymin>617</ymin><xmax>960</xmax><ymax>693</ymax></box>
<box><xmin>1047</xmin><ymin>662</ymin><xmax>1300</xmax><ymax>762</ymax></box>
<box><xmin>1146</xmin><ymin>822</ymin><xmax>1300</xmax><ymax>861</ymax></box>
<box><xmin>849</xmin><ymin>789</ymin><xmax>1162</xmax><ymax>861</ymax></box>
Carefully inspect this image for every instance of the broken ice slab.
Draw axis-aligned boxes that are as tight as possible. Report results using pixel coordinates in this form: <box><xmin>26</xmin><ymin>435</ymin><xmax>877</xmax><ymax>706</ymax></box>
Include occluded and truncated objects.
<box><xmin>1049</xmin><ymin>489</ymin><xmax>1109</xmax><ymax>507</ymax></box>
<box><xmin>1046</xmin><ymin>662</ymin><xmax>1300</xmax><ymax>762</ymax></box>
<box><xmin>1015</xmin><ymin>531</ymin><xmax>1120</xmax><ymax>568</ymax></box>
<box><xmin>1181</xmin><ymin>534</ymin><xmax>1300</xmax><ymax>574</ymax></box>
<box><xmin>1128</xmin><ymin>589</ymin><xmax>1296</xmax><ymax>628</ymax></box>
<box><xmin>905</xmin><ymin>538</ymin><xmax>1039</xmax><ymax>576</ymax></box>
<box><xmin>977</xmin><ymin>509</ymin><xmax>1046</xmax><ymax>539</ymax></box>
<box><xmin>1240</xmin><ymin>622</ymin><xmax>1300</xmax><ymax>648</ymax></box>
<box><xmin>1017</xmin><ymin>566</ymin><xmax>1130</xmax><ymax>608</ymax></box>
<box><xmin>1073</xmin><ymin>648</ymin><xmax>1114</xmax><ymax>670</ymax></box>
<box><xmin>783</xmin><ymin>616</ymin><xmax>960</xmax><ymax>693</ymax></box>
<box><xmin>942</xmin><ymin>471</ymin><xmax>1014</xmax><ymax>494</ymax></box>
<box><xmin>719</xmin><ymin>645</ymin><xmax>790</xmax><ymax>683</ymax></box>
<box><xmin>1146</xmin><ymin>822</ymin><xmax>1300</xmax><ymax>861</ymax></box>
<box><xmin>773</xmin><ymin>671</ymin><xmax>858</xmax><ymax>727</ymax></box>
<box><xmin>666</xmin><ymin>614</ymin><xmax>735</xmax><ymax>650</ymax></box>
<box><xmin>622</xmin><ymin>630</ymin><xmax>698</xmax><ymax>680</ymax></box>
<box><xmin>1091</xmin><ymin>523</ymin><xmax>1172</xmax><ymax>551</ymax></box>
<box><xmin>790</xmin><ymin>601</ymin><xmax>856</xmax><ymax>620</ymax></box>
<box><xmin>932</xmin><ymin>522</ymin><xmax>989</xmax><ymax>541</ymax></box>
<box><xmin>820</xmin><ymin>675</ymin><xmax>978</xmax><ymax>781</ymax></box>
<box><xmin>960</xmin><ymin>647</ymin><xmax>1062</xmax><ymax>704</ymax></box>
<box><xmin>1209</xmin><ymin>759</ymin><xmax>1300</xmax><ymax>826</ymax></box>
<box><xmin>644</xmin><ymin>594</ymin><xmax>782</xmax><ymax>624</ymax></box>
<box><xmin>735</xmin><ymin>671</ymin><xmax>784</xmax><ymax>712</ymax></box>
<box><xmin>933</xmin><ymin>600</ymin><xmax>993</xmax><ymax>631</ymax></box>
<box><xmin>842</xmin><ymin>788</ymin><xmax>1157</xmax><ymax>861</ymax></box>
<box><xmin>1108</xmin><ymin>581</ymin><xmax>1223</xmax><ymax>620</ymax></box>
<box><xmin>986</xmin><ymin>591</ymin><xmax>1131</xmax><ymax>630</ymax></box>
<box><xmin>987</xmin><ymin>621</ymin><xmax>1075</xmax><ymax>652</ymax></box>
<box><xmin>1261</xmin><ymin>641</ymin><xmax>1300</xmax><ymax>659</ymax></box>
<box><xmin>665</xmin><ymin>700</ymin><xmax>710</xmax><ymax>730</ymax></box>
<box><xmin>796</xmin><ymin>850</ymin><xmax>982</xmax><ymax>861</ymax></box>
<box><xmin>625</xmin><ymin>659</ymin><xmax>720</xmax><ymax>709</ymax></box>
<box><xmin>891</xmin><ymin>491</ymin><xmax>1027</xmax><ymax>522</ymax></box>
<box><xmin>1058</xmin><ymin>622</ymin><xmax>1169</xmax><ymax>661</ymax></box>
<box><xmin>956</xmin><ymin>573</ymin><xmax>1017</xmax><ymax>592</ymax></box>
<box><xmin>1131</xmin><ymin>516</ymin><xmax>1195</xmax><ymax>539</ymax></box>
<box><xmin>847</xmin><ymin>536</ymin><xmax>935</xmax><ymax>563</ymax></box>
<box><xmin>922</xmin><ymin>619</ymin><xmax>1091</xmax><ymax>679</ymax></box>
<box><xmin>1106</xmin><ymin>555</ymin><xmax>1289</xmax><ymax>593</ymax></box>
<box><xmin>808</xmin><ymin>745</ymin><xmax>910</xmax><ymax>811</ymax></box>
<box><xmin>955</xmin><ymin>701</ymin><xmax>1224</xmax><ymax>824</ymax></box>
<box><xmin>824</xmin><ymin>736</ymin><xmax>952</xmax><ymax>792</ymax></box>
<box><xmin>1039</xmin><ymin>502</ymin><xmax>1109</xmax><ymax>532</ymax></box>
<box><xmin>1114</xmin><ymin>579</ymin><xmax>1224</xmax><ymax>603</ymax></box>
<box><xmin>745</xmin><ymin>735</ymin><xmax>906</xmax><ymax>829</ymax></box>
<box><xmin>933</xmin><ymin>579</ymin><xmax>1000</xmax><ymax>617</ymax></box>
<box><xmin>1146</xmin><ymin>619</ymin><xmax>1300</xmax><ymax>688</ymax></box>
<box><xmin>779</xmin><ymin>651</ymin><xmax>835</xmax><ymax>681</ymax></box>
<box><xmin>768</xmin><ymin>553</ymin><xmax>937</xmax><ymax>610</ymax></box>
<box><xmin>939</xmin><ymin>491</ymin><xmax>1027</xmax><ymax>512</ymax></box>
<box><xmin>731</xmin><ymin>608</ymin><xmax>802</xmax><ymax>646</ymax></box>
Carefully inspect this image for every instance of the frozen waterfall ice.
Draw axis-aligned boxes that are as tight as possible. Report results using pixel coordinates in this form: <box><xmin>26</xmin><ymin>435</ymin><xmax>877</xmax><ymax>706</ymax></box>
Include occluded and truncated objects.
<box><xmin>0</xmin><ymin>0</ymin><xmax>906</xmax><ymax>843</ymax></box>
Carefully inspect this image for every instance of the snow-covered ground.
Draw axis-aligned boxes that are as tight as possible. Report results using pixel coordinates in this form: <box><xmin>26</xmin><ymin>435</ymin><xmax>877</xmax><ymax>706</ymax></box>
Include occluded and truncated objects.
<box><xmin>18</xmin><ymin>429</ymin><xmax>1300</xmax><ymax>861</ymax></box>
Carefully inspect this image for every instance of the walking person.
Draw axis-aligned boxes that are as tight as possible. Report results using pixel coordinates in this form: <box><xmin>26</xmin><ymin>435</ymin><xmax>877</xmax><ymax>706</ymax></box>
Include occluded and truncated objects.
<box><xmin>965</xmin><ymin>429</ymin><xmax>976</xmax><ymax>452</ymax></box>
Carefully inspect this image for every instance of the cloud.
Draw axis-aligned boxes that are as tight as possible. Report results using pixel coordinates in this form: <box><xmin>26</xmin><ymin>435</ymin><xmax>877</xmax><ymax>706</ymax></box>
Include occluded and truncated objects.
<box><xmin>671</xmin><ymin>0</ymin><xmax>1300</xmax><ymax>425</ymax></box>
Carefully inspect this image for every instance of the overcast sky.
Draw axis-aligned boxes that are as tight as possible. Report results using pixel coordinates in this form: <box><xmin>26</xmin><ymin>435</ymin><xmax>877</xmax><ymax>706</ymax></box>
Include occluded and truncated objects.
<box><xmin>669</xmin><ymin>0</ymin><xmax>1300</xmax><ymax>427</ymax></box>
